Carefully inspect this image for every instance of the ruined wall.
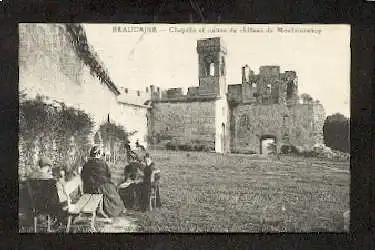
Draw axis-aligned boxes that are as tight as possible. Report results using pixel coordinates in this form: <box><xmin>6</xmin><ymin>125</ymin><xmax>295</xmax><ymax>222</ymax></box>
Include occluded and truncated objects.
<box><xmin>311</xmin><ymin>103</ymin><xmax>326</xmax><ymax>144</ymax></box>
<box><xmin>215</xmin><ymin>98</ymin><xmax>231</xmax><ymax>153</ymax></box>
<box><xmin>149</xmin><ymin>101</ymin><xmax>216</xmax><ymax>149</ymax></box>
<box><xmin>232</xmin><ymin>103</ymin><xmax>324</xmax><ymax>153</ymax></box>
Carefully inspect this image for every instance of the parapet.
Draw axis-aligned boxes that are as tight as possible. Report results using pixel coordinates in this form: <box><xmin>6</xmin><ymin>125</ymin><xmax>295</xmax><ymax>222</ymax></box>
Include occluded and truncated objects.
<box><xmin>117</xmin><ymin>86</ymin><xmax>150</xmax><ymax>107</ymax></box>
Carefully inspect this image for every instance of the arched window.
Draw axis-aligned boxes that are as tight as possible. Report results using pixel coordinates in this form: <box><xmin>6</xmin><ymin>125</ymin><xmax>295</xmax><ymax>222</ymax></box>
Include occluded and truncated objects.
<box><xmin>267</xmin><ymin>84</ymin><xmax>272</xmax><ymax>94</ymax></box>
<box><xmin>209</xmin><ymin>62</ymin><xmax>215</xmax><ymax>76</ymax></box>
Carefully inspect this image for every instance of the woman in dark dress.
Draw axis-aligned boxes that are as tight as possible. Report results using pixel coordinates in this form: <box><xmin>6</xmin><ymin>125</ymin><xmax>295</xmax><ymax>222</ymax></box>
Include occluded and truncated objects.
<box><xmin>81</xmin><ymin>145</ymin><xmax>126</xmax><ymax>217</ymax></box>
<box><xmin>141</xmin><ymin>153</ymin><xmax>161</xmax><ymax>211</ymax></box>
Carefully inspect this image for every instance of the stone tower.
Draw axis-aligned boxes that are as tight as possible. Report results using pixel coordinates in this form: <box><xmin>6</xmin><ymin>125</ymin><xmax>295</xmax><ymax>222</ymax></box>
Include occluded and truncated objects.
<box><xmin>196</xmin><ymin>37</ymin><xmax>227</xmax><ymax>97</ymax></box>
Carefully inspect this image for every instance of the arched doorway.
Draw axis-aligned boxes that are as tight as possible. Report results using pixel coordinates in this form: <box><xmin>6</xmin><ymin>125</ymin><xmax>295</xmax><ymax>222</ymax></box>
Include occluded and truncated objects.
<box><xmin>260</xmin><ymin>135</ymin><xmax>277</xmax><ymax>155</ymax></box>
<box><xmin>221</xmin><ymin>123</ymin><xmax>226</xmax><ymax>153</ymax></box>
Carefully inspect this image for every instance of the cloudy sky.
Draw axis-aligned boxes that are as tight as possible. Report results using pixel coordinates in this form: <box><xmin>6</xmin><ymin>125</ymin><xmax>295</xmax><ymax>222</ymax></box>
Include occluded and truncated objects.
<box><xmin>83</xmin><ymin>24</ymin><xmax>350</xmax><ymax>117</ymax></box>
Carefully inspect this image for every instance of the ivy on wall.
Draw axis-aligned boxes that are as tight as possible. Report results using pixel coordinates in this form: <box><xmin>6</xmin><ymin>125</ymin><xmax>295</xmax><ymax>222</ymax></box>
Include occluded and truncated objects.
<box><xmin>19</xmin><ymin>94</ymin><xmax>94</xmax><ymax>181</ymax></box>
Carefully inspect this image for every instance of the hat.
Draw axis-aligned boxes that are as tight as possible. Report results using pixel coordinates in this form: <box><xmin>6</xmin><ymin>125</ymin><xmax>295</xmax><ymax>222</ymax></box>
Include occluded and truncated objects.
<box><xmin>89</xmin><ymin>145</ymin><xmax>102</xmax><ymax>158</ymax></box>
<box><xmin>38</xmin><ymin>156</ymin><xmax>52</xmax><ymax>167</ymax></box>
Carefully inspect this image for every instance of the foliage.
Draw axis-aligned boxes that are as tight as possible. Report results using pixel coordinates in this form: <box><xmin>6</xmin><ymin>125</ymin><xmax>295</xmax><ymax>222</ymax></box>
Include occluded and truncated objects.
<box><xmin>19</xmin><ymin>95</ymin><xmax>94</xmax><ymax>180</ymax></box>
<box><xmin>323</xmin><ymin>113</ymin><xmax>350</xmax><ymax>153</ymax></box>
<box><xmin>97</xmin><ymin>122</ymin><xmax>136</xmax><ymax>163</ymax></box>
<box><xmin>166</xmin><ymin>140</ymin><xmax>214</xmax><ymax>152</ymax></box>
<box><xmin>267</xmin><ymin>142</ymin><xmax>277</xmax><ymax>154</ymax></box>
<box><xmin>280</xmin><ymin>144</ymin><xmax>298</xmax><ymax>154</ymax></box>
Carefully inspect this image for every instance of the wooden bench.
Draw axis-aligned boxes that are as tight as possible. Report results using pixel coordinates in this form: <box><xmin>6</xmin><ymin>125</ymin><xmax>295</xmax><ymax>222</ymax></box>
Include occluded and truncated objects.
<box><xmin>26</xmin><ymin>176</ymin><xmax>103</xmax><ymax>233</ymax></box>
<box><xmin>65</xmin><ymin>193</ymin><xmax>103</xmax><ymax>233</ymax></box>
<box><xmin>59</xmin><ymin>176</ymin><xmax>103</xmax><ymax>233</ymax></box>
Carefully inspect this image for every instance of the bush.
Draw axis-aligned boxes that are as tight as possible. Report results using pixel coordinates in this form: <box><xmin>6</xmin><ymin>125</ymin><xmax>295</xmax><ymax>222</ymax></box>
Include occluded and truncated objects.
<box><xmin>165</xmin><ymin>141</ymin><xmax>176</xmax><ymax>151</ymax></box>
<box><xmin>19</xmin><ymin>95</ymin><xmax>94</xmax><ymax>181</ymax></box>
<box><xmin>165</xmin><ymin>141</ymin><xmax>214</xmax><ymax>152</ymax></box>
<box><xmin>97</xmin><ymin>123</ymin><xmax>134</xmax><ymax>163</ymax></box>
<box><xmin>280</xmin><ymin>145</ymin><xmax>299</xmax><ymax>154</ymax></box>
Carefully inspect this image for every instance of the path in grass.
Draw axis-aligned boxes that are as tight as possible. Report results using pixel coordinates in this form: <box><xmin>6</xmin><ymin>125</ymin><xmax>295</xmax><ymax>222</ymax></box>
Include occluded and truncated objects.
<box><xmin>133</xmin><ymin>150</ymin><xmax>350</xmax><ymax>232</ymax></box>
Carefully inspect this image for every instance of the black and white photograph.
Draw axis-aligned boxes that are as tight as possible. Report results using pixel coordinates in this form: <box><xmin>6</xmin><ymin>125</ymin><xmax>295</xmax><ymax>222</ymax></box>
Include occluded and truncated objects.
<box><xmin>18</xmin><ymin>23</ymin><xmax>350</xmax><ymax>233</ymax></box>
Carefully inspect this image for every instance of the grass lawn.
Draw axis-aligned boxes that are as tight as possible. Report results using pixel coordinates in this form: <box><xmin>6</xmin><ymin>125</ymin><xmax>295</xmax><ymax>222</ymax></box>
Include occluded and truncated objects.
<box><xmin>133</xmin><ymin>150</ymin><xmax>350</xmax><ymax>232</ymax></box>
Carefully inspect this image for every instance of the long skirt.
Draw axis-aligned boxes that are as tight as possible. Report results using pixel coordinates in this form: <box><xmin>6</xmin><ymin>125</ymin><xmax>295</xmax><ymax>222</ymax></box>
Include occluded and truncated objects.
<box><xmin>141</xmin><ymin>182</ymin><xmax>162</xmax><ymax>212</ymax></box>
<box><xmin>98</xmin><ymin>182</ymin><xmax>126</xmax><ymax>217</ymax></box>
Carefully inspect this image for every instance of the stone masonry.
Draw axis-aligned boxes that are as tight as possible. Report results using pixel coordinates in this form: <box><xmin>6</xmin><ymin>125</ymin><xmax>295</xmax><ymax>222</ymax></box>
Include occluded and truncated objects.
<box><xmin>148</xmin><ymin>37</ymin><xmax>326</xmax><ymax>154</ymax></box>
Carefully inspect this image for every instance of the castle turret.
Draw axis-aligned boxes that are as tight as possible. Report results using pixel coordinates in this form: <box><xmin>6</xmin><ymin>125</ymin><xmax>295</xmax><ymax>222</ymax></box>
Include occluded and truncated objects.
<box><xmin>197</xmin><ymin>37</ymin><xmax>227</xmax><ymax>98</ymax></box>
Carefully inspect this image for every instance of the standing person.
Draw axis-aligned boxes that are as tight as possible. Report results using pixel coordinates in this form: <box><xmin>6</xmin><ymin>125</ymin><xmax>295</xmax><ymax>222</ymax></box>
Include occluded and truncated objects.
<box><xmin>141</xmin><ymin>153</ymin><xmax>161</xmax><ymax>211</ymax></box>
<box><xmin>81</xmin><ymin>145</ymin><xmax>126</xmax><ymax>217</ymax></box>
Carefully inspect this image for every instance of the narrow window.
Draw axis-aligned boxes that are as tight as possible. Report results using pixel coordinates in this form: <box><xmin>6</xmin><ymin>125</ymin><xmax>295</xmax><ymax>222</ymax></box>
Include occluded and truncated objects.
<box><xmin>137</xmin><ymin>90</ymin><xmax>140</xmax><ymax>96</ymax></box>
<box><xmin>209</xmin><ymin>62</ymin><xmax>215</xmax><ymax>76</ymax></box>
<box><xmin>146</xmin><ymin>87</ymin><xmax>149</xmax><ymax>93</ymax></box>
<box><xmin>221</xmin><ymin>56</ymin><xmax>225</xmax><ymax>75</ymax></box>
<box><xmin>267</xmin><ymin>84</ymin><xmax>272</xmax><ymax>94</ymax></box>
<box><xmin>125</xmin><ymin>88</ymin><xmax>128</xmax><ymax>93</ymax></box>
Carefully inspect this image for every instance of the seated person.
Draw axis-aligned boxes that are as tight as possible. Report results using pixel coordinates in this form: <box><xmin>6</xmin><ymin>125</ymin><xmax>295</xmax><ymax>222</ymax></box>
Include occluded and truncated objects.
<box><xmin>81</xmin><ymin>145</ymin><xmax>126</xmax><ymax>217</ymax></box>
<box><xmin>29</xmin><ymin>156</ymin><xmax>54</xmax><ymax>179</ymax></box>
<box><xmin>27</xmin><ymin>156</ymin><xmax>67</xmax><ymax>229</ymax></box>
<box><xmin>124</xmin><ymin>161</ymin><xmax>143</xmax><ymax>183</ymax></box>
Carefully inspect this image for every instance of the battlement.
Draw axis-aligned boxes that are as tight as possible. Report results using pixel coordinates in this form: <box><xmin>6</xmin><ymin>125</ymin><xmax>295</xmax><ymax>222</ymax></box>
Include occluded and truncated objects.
<box><xmin>117</xmin><ymin>85</ymin><xmax>163</xmax><ymax>106</ymax></box>
<box><xmin>259</xmin><ymin>65</ymin><xmax>281</xmax><ymax>76</ymax></box>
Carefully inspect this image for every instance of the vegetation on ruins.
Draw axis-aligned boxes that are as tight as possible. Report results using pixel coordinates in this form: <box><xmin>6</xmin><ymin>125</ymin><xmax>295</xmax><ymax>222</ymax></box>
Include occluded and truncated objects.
<box><xmin>19</xmin><ymin>94</ymin><xmax>94</xmax><ymax>181</ymax></box>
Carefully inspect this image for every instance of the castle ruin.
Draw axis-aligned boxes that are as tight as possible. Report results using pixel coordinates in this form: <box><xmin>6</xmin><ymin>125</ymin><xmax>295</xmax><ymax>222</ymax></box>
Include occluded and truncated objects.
<box><xmin>148</xmin><ymin>37</ymin><xmax>326</xmax><ymax>154</ymax></box>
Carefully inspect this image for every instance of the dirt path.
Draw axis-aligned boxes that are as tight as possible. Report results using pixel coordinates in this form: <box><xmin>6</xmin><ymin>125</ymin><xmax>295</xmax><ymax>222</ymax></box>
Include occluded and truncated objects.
<box><xmin>96</xmin><ymin>215</ymin><xmax>139</xmax><ymax>232</ymax></box>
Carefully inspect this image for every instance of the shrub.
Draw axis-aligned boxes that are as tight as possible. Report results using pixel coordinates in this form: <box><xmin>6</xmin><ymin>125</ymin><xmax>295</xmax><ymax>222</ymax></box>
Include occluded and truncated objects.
<box><xmin>165</xmin><ymin>141</ymin><xmax>176</xmax><ymax>151</ymax></box>
<box><xmin>97</xmin><ymin>123</ymin><xmax>134</xmax><ymax>163</ymax></box>
<box><xmin>19</xmin><ymin>95</ymin><xmax>94</xmax><ymax>181</ymax></box>
<box><xmin>280</xmin><ymin>145</ymin><xmax>299</xmax><ymax>154</ymax></box>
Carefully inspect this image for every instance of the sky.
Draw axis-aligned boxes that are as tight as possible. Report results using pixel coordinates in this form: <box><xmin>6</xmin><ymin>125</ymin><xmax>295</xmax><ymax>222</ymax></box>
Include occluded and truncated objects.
<box><xmin>83</xmin><ymin>24</ymin><xmax>350</xmax><ymax>117</ymax></box>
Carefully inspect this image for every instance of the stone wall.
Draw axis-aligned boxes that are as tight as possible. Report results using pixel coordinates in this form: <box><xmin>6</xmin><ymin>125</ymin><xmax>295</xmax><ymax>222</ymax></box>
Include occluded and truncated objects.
<box><xmin>232</xmin><ymin>103</ymin><xmax>324</xmax><ymax>154</ymax></box>
<box><xmin>19</xmin><ymin>23</ymin><xmax>148</xmax><ymax>147</ymax></box>
<box><xmin>149</xmin><ymin>101</ymin><xmax>216</xmax><ymax>149</ymax></box>
<box><xmin>215</xmin><ymin>98</ymin><xmax>231</xmax><ymax>153</ymax></box>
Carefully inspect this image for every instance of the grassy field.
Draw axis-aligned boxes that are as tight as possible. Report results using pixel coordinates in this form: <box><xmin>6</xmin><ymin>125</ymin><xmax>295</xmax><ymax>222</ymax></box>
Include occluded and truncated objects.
<box><xmin>133</xmin><ymin>150</ymin><xmax>350</xmax><ymax>232</ymax></box>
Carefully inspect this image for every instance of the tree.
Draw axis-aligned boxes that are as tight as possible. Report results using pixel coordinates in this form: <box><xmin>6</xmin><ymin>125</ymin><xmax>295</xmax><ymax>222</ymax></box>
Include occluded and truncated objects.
<box><xmin>323</xmin><ymin>113</ymin><xmax>350</xmax><ymax>153</ymax></box>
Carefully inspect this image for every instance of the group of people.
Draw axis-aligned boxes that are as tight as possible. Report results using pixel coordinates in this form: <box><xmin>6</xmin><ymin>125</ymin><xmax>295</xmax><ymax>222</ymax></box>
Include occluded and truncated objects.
<box><xmin>29</xmin><ymin>140</ymin><xmax>161</xmax><ymax>221</ymax></box>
